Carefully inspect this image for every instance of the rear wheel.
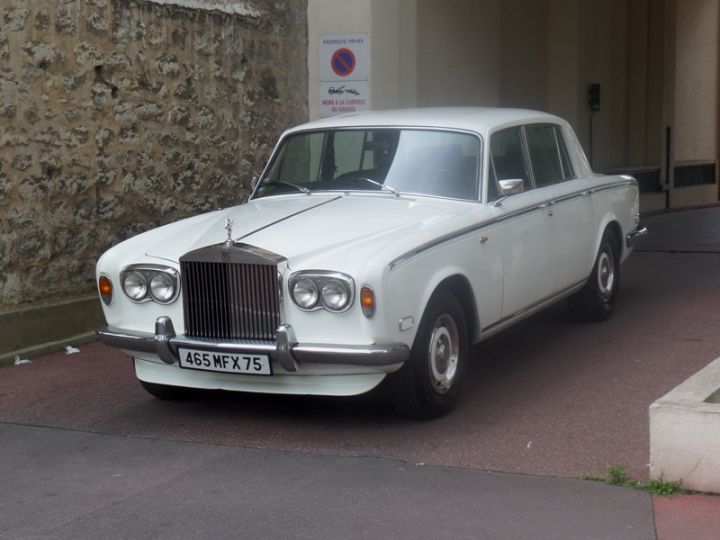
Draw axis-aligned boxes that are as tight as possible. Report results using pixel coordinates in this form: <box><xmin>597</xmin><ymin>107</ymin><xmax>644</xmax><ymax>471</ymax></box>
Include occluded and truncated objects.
<box><xmin>568</xmin><ymin>230</ymin><xmax>620</xmax><ymax>322</ymax></box>
<box><xmin>388</xmin><ymin>291</ymin><xmax>468</xmax><ymax>419</ymax></box>
<box><xmin>139</xmin><ymin>380</ymin><xmax>196</xmax><ymax>401</ymax></box>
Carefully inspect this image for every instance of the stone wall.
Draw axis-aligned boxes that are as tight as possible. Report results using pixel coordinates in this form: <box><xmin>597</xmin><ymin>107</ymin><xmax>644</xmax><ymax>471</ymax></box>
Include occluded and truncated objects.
<box><xmin>0</xmin><ymin>0</ymin><xmax>308</xmax><ymax>308</ymax></box>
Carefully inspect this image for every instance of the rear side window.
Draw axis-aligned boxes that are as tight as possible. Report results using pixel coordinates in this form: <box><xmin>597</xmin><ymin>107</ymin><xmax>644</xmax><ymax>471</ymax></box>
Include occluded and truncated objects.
<box><xmin>525</xmin><ymin>125</ymin><xmax>563</xmax><ymax>187</ymax></box>
<box><xmin>525</xmin><ymin>124</ymin><xmax>576</xmax><ymax>187</ymax></box>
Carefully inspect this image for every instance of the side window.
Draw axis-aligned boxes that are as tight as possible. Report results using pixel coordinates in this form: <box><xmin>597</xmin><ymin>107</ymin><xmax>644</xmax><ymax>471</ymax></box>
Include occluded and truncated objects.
<box><xmin>525</xmin><ymin>124</ymin><xmax>564</xmax><ymax>187</ymax></box>
<box><xmin>554</xmin><ymin>127</ymin><xmax>576</xmax><ymax>180</ymax></box>
<box><xmin>489</xmin><ymin>127</ymin><xmax>530</xmax><ymax>200</ymax></box>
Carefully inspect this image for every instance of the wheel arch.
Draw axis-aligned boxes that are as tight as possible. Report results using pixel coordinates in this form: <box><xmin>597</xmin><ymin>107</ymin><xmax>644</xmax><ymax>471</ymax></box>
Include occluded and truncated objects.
<box><xmin>428</xmin><ymin>274</ymin><xmax>480</xmax><ymax>345</ymax></box>
<box><xmin>594</xmin><ymin>214</ymin><xmax>624</xmax><ymax>260</ymax></box>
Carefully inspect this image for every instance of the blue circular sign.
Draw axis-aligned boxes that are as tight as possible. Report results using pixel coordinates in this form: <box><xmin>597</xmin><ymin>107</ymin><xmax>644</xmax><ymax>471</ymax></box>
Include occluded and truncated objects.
<box><xmin>331</xmin><ymin>48</ymin><xmax>356</xmax><ymax>77</ymax></box>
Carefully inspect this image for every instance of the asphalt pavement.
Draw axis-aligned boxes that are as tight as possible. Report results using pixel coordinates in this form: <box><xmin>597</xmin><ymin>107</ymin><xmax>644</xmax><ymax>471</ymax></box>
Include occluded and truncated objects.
<box><xmin>1</xmin><ymin>423</ymin><xmax>654</xmax><ymax>539</ymax></box>
<box><xmin>2</xmin><ymin>207</ymin><xmax>720</xmax><ymax>538</ymax></box>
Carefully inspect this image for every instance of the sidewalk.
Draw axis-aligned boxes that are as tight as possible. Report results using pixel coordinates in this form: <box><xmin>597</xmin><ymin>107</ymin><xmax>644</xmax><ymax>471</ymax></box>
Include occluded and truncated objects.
<box><xmin>0</xmin><ymin>423</ymin><xmax>656</xmax><ymax>539</ymax></box>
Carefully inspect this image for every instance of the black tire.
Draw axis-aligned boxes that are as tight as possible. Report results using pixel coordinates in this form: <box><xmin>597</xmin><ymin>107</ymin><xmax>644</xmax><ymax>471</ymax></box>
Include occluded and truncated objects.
<box><xmin>568</xmin><ymin>230</ymin><xmax>620</xmax><ymax>322</ymax></box>
<box><xmin>139</xmin><ymin>380</ymin><xmax>196</xmax><ymax>400</ymax></box>
<box><xmin>388</xmin><ymin>291</ymin><xmax>468</xmax><ymax>419</ymax></box>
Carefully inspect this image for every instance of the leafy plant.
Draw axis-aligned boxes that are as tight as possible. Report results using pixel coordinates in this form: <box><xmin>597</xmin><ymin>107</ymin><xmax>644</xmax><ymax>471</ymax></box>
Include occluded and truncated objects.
<box><xmin>582</xmin><ymin>465</ymin><xmax>689</xmax><ymax>497</ymax></box>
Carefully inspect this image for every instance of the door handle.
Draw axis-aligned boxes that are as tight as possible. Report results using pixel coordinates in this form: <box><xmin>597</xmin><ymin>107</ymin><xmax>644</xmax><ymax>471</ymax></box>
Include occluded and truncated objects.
<box><xmin>539</xmin><ymin>202</ymin><xmax>554</xmax><ymax>217</ymax></box>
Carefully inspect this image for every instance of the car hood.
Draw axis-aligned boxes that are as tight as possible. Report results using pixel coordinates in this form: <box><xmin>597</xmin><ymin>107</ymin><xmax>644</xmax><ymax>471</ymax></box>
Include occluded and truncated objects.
<box><xmin>146</xmin><ymin>193</ymin><xmax>478</xmax><ymax>269</ymax></box>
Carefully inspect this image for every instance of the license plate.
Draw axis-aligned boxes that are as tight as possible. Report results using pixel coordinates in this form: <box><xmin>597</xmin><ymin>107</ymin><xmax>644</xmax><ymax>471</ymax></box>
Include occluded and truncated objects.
<box><xmin>177</xmin><ymin>347</ymin><xmax>272</xmax><ymax>376</ymax></box>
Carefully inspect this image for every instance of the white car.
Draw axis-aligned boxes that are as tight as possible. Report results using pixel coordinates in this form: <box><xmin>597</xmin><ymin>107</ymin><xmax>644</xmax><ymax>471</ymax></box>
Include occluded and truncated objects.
<box><xmin>97</xmin><ymin>108</ymin><xmax>646</xmax><ymax>418</ymax></box>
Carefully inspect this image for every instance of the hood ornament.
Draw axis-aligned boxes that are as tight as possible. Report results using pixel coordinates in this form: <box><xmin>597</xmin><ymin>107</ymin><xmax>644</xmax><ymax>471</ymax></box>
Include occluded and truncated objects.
<box><xmin>223</xmin><ymin>217</ymin><xmax>235</xmax><ymax>248</ymax></box>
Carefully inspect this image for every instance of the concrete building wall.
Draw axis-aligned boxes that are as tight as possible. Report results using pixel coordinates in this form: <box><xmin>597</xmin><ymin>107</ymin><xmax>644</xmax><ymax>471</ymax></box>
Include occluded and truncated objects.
<box><xmin>499</xmin><ymin>0</ymin><xmax>547</xmax><ymax>111</ymax></box>
<box><xmin>0</xmin><ymin>0</ymin><xmax>308</xmax><ymax>310</ymax></box>
<box><xmin>669</xmin><ymin>0</ymin><xmax>718</xmax><ymax>208</ymax></box>
<box><xmin>417</xmin><ymin>0</ymin><xmax>500</xmax><ymax>107</ymax></box>
<box><xmin>674</xmin><ymin>0</ymin><xmax>718</xmax><ymax>162</ymax></box>
<box><xmin>307</xmin><ymin>0</ymin><xmax>371</xmax><ymax>119</ymax></box>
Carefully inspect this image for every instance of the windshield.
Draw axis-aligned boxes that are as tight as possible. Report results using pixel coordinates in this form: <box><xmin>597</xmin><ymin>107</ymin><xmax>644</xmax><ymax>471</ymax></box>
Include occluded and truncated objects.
<box><xmin>254</xmin><ymin>129</ymin><xmax>481</xmax><ymax>201</ymax></box>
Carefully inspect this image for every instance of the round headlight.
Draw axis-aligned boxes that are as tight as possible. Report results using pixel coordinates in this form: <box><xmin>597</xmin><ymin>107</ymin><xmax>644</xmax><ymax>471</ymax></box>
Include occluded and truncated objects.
<box><xmin>150</xmin><ymin>273</ymin><xmax>175</xmax><ymax>303</ymax></box>
<box><xmin>292</xmin><ymin>277</ymin><xmax>319</xmax><ymax>309</ymax></box>
<box><xmin>123</xmin><ymin>271</ymin><xmax>147</xmax><ymax>301</ymax></box>
<box><xmin>321</xmin><ymin>279</ymin><xmax>350</xmax><ymax>311</ymax></box>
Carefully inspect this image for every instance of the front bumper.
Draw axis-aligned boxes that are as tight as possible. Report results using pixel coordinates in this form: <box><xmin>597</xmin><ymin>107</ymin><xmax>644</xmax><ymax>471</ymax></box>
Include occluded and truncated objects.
<box><xmin>626</xmin><ymin>225</ymin><xmax>648</xmax><ymax>248</ymax></box>
<box><xmin>97</xmin><ymin>316</ymin><xmax>409</xmax><ymax>372</ymax></box>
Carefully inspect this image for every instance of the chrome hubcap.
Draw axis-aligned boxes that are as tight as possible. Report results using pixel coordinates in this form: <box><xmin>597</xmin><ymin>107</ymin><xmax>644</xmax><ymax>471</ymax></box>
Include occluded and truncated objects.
<box><xmin>428</xmin><ymin>314</ymin><xmax>459</xmax><ymax>394</ymax></box>
<box><xmin>597</xmin><ymin>249</ymin><xmax>615</xmax><ymax>301</ymax></box>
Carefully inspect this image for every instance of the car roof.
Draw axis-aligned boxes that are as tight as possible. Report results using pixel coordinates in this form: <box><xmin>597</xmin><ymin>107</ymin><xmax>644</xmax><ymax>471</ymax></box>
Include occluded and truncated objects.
<box><xmin>286</xmin><ymin>107</ymin><xmax>565</xmax><ymax>135</ymax></box>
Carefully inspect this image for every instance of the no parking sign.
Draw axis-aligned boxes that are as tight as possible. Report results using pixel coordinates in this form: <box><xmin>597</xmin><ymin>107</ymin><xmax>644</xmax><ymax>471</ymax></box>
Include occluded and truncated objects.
<box><xmin>330</xmin><ymin>48</ymin><xmax>356</xmax><ymax>77</ymax></box>
<box><xmin>319</xmin><ymin>33</ymin><xmax>370</xmax><ymax>117</ymax></box>
<box><xmin>319</xmin><ymin>33</ymin><xmax>368</xmax><ymax>82</ymax></box>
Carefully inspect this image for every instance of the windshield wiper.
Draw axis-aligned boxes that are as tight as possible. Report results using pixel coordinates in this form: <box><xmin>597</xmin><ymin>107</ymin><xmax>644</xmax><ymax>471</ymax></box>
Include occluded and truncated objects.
<box><xmin>269</xmin><ymin>180</ymin><xmax>311</xmax><ymax>195</ymax></box>
<box><xmin>357</xmin><ymin>177</ymin><xmax>400</xmax><ymax>198</ymax></box>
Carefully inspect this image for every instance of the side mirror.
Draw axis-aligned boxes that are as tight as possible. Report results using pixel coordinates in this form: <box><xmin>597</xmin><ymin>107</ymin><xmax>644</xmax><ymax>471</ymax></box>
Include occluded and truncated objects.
<box><xmin>498</xmin><ymin>178</ymin><xmax>524</xmax><ymax>196</ymax></box>
<box><xmin>492</xmin><ymin>178</ymin><xmax>525</xmax><ymax>207</ymax></box>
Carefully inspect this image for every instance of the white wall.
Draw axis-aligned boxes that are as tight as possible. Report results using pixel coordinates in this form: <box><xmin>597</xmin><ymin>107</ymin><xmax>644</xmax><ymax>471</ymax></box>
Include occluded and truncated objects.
<box><xmin>307</xmin><ymin>0</ymin><xmax>372</xmax><ymax>119</ymax></box>
<box><xmin>674</xmin><ymin>0</ymin><xmax>718</xmax><ymax>163</ymax></box>
<box><xmin>307</xmin><ymin>0</ymin><xmax>418</xmax><ymax>119</ymax></box>
<box><xmin>417</xmin><ymin>0</ymin><xmax>500</xmax><ymax>106</ymax></box>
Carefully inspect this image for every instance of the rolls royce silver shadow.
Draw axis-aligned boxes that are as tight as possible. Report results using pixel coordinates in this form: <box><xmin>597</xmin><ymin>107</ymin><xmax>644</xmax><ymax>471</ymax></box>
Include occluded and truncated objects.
<box><xmin>97</xmin><ymin>108</ymin><xmax>646</xmax><ymax>418</ymax></box>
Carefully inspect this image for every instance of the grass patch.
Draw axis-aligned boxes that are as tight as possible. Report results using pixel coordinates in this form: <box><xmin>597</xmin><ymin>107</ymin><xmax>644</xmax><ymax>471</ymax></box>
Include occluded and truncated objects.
<box><xmin>583</xmin><ymin>465</ymin><xmax>689</xmax><ymax>497</ymax></box>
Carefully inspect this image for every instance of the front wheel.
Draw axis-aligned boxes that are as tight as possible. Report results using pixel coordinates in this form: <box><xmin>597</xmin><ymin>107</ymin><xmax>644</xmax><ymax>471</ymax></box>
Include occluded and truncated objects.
<box><xmin>388</xmin><ymin>292</ymin><xmax>468</xmax><ymax>419</ymax></box>
<box><xmin>568</xmin><ymin>230</ymin><xmax>620</xmax><ymax>322</ymax></box>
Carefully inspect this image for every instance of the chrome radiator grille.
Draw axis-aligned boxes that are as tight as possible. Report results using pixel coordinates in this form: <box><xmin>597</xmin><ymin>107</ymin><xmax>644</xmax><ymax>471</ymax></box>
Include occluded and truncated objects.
<box><xmin>181</xmin><ymin>261</ymin><xmax>280</xmax><ymax>341</ymax></box>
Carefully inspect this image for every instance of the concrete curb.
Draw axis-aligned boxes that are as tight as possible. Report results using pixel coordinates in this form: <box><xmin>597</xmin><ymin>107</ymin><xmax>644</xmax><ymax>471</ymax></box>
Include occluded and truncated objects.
<box><xmin>650</xmin><ymin>356</ymin><xmax>720</xmax><ymax>493</ymax></box>
<box><xmin>0</xmin><ymin>295</ymin><xmax>104</xmax><ymax>364</ymax></box>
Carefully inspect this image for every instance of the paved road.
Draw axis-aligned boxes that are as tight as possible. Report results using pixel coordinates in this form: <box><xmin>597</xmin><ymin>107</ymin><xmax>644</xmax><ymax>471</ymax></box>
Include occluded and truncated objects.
<box><xmin>2</xmin><ymin>252</ymin><xmax>719</xmax><ymax>480</ymax></box>
<box><xmin>1</xmin><ymin>423</ymin><xmax>654</xmax><ymax>539</ymax></box>
<box><xmin>2</xmin><ymin>207</ymin><xmax>720</xmax><ymax>538</ymax></box>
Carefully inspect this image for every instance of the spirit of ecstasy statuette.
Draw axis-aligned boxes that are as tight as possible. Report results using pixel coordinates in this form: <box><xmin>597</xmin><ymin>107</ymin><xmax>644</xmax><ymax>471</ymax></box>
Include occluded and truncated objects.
<box><xmin>224</xmin><ymin>217</ymin><xmax>235</xmax><ymax>247</ymax></box>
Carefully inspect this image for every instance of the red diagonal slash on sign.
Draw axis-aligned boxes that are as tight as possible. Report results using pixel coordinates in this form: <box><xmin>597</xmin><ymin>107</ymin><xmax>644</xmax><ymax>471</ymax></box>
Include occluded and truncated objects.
<box><xmin>331</xmin><ymin>48</ymin><xmax>356</xmax><ymax>77</ymax></box>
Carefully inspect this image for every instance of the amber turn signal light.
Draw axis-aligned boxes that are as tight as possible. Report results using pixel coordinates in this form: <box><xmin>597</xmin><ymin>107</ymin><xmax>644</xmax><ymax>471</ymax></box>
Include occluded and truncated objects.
<box><xmin>98</xmin><ymin>275</ymin><xmax>113</xmax><ymax>306</ymax></box>
<box><xmin>360</xmin><ymin>286</ymin><xmax>375</xmax><ymax>318</ymax></box>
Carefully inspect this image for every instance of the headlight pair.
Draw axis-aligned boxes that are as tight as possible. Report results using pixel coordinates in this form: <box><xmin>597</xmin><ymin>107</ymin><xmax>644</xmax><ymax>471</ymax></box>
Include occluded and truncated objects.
<box><xmin>120</xmin><ymin>265</ymin><xmax>180</xmax><ymax>304</ymax></box>
<box><xmin>289</xmin><ymin>272</ymin><xmax>354</xmax><ymax>312</ymax></box>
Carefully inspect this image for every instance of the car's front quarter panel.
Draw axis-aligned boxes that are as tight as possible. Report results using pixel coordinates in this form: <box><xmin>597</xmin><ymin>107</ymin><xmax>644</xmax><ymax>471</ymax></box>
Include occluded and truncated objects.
<box><xmin>383</xmin><ymin>226</ymin><xmax>504</xmax><ymax>347</ymax></box>
<box><xmin>97</xmin><ymin>248</ymin><xmax>184</xmax><ymax>335</ymax></box>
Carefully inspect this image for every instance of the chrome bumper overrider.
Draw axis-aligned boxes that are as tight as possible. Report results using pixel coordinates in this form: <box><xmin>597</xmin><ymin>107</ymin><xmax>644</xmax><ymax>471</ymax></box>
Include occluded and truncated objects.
<box><xmin>626</xmin><ymin>225</ymin><xmax>648</xmax><ymax>248</ymax></box>
<box><xmin>97</xmin><ymin>316</ymin><xmax>409</xmax><ymax>372</ymax></box>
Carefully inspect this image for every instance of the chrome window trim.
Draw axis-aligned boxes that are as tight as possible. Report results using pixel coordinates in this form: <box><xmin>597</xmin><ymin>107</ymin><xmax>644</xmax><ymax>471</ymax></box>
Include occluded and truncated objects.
<box><xmin>388</xmin><ymin>178</ymin><xmax>637</xmax><ymax>271</ymax></box>
<box><xmin>553</xmin><ymin>126</ymin><xmax>577</xmax><ymax>180</ymax></box>
<box><xmin>120</xmin><ymin>264</ymin><xmax>181</xmax><ymax>305</ymax></box>
<box><xmin>519</xmin><ymin>125</ymin><xmax>537</xmax><ymax>189</ymax></box>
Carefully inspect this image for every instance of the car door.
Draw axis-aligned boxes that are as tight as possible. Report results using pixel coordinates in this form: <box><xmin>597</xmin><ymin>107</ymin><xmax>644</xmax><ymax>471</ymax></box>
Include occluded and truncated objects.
<box><xmin>523</xmin><ymin>124</ymin><xmax>596</xmax><ymax>291</ymax></box>
<box><xmin>486</xmin><ymin>126</ymin><xmax>557</xmax><ymax>319</ymax></box>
